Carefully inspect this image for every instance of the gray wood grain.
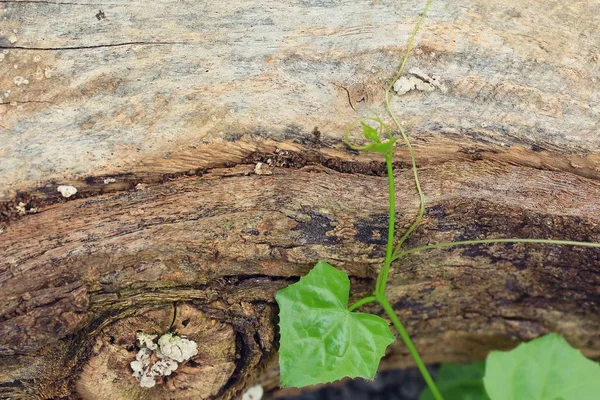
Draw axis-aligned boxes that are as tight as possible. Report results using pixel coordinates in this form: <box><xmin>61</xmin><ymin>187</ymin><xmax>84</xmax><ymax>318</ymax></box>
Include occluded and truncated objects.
<box><xmin>1</xmin><ymin>0</ymin><xmax>599</xmax><ymax>199</ymax></box>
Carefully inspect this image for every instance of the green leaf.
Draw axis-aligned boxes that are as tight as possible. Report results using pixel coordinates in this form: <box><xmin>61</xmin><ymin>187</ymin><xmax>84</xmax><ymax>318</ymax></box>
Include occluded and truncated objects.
<box><xmin>484</xmin><ymin>333</ymin><xmax>600</xmax><ymax>400</ymax></box>
<box><xmin>361</xmin><ymin>122</ymin><xmax>380</xmax><ymax>142</ymax></box>
<box><xmin>346</xmin><ymin>138</ymin><xmax>397</xmax><ymax>155</ymax></box>
<box><xmin>419</xmin><ymin>362</ymin><xmax>490</xmax><ymax>400</ymax></box>
<box><xmin>275</xmin><ymin>261</ymin><xmax>394</xmax><ymax>387</ymax></box>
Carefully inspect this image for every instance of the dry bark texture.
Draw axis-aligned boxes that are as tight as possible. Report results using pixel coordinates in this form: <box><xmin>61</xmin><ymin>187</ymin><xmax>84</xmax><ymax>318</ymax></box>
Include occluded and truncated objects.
<box><xmin>1</xmin><ymin>0</ymin><xmax>600</xmax><ymax>399</ymax></box>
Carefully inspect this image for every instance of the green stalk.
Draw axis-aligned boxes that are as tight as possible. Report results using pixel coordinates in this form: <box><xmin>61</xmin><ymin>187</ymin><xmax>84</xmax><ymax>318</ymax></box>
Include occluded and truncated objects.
<box><xmin>374</xmin><ymin>149</ymin><xmax>442</xmax><ymax>399</ymax></box>
<box><xmin>372</xmin><ymin>2</ymin><xmax>442</xmax><ymax>398</ymax></box>
<box><xmin>376</xmin><ymin>153</ymin><xmax>397</xmax><ymax>298</ymax></box>
<box><xmin>385</xmin><ymin>0</ymin><xmax>432</xmax><ymax>255</ymax></box>
<box><xmin>348</xmin><ymin>296</ymin><xmax>377</xmax><ymax>312</ymax></box>
<box><xmin>371</xmin><ymin>2</ymin><xmax>599</xmax><ymax>400</ymax></box>
<box><xmin>378</xmin><ymin>294</ymin><xmax>443</xmax><ymax>400</ymax></box>
<box><xmin>393</xmin><ymin>238</ymin><xmax>600</xmax><ymax>262</ymax></box>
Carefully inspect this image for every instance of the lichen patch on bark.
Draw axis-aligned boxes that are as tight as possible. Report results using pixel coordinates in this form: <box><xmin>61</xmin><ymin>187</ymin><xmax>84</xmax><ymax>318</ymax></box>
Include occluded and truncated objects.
<box><xmin>76</xmin><ymin>304</ymin><xmax>236</xmax><ymax>400</ymax></box>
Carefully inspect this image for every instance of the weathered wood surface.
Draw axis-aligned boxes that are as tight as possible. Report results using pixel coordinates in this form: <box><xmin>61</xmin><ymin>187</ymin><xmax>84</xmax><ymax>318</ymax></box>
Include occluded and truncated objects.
<box><xmin>2</xmin><ymin>161</ymin><xmax>600</xmax><ymax>398</ymax></box>
<box><xmin>1</xmin><ymin>0</ymin><xmax>600</xmax><ymax>399</ymax></box>
<box><xmin>1</xmin><ymin>0</ymin><xmax>600</xmax><ymax>199</ymax></box>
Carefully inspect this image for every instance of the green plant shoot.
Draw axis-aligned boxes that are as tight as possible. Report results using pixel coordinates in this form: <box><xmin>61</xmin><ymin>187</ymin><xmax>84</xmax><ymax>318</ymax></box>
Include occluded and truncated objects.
<box><xmin>276</xmin><ymin>0</ymin><xmax>600</xmax><ymax>399</ymax></box>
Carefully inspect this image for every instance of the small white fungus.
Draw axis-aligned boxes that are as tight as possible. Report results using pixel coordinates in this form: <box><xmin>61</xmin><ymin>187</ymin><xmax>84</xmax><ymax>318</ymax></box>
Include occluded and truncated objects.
<box><xmin>139</xmin><ymin>374</ymin><xmax>156</xmax><ymax>388</ymax></box>
<box><xmin>150</xmin><ymin>359</ymin><xmax>178</xmax><ymax>377</ymax></box>
<box><xmin>15</xmin><ymin>202</ymin><xmax>26</xmax><ymax>216</ymax></box>
<box><xmin>131</xmin><ymin>331</ymin><xmax>198</xmax><ymax>388</ymax></box>
<box><xmin>392</xmin><ymin>68</ymin><xmax>447</xmax><ymax>95</ymax></box>
<box><xmin>254</xmin><ymin>162</ymin><xmax>273</xmax><ymax>176</ymax></box>
<box><xmin>57</xmin><ymin>185</ymin><xmax>77</xmax><ymax>198</ymax></box>
<box><xmin>136</xmin><ymin>332</ymin><xmax>158</xmax><ymax>350</ymax></box>
<box><xmin>242</xmin><ymin>384</ymin><xmax>264</xmax><ymax>400</ymax></box>
<box><xmin>157</xmin><ymin>333</ymin><xmax>198</xmax><ymax>363</ymax></box>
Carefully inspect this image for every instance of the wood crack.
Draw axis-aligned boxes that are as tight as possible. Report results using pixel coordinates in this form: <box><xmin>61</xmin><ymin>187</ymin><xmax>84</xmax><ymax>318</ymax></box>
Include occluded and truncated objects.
<box><xmin>0</xmin><ymin>41</ymin><xmax>190</xmax><ymax>51</ymax></box>
<box><xmin>0</xmin><ymin>100</ymin><xmax>55</xmax><ymax>106</ymax></box>
<box><xmin>2</xmin><ymin>142</ymin><xmax>600</xmax><ymax>227</ymax></box>
<box><xmin>0</xmin><ymin>0</ymin><xmax>101</xmax><ymax>5</ymax></box>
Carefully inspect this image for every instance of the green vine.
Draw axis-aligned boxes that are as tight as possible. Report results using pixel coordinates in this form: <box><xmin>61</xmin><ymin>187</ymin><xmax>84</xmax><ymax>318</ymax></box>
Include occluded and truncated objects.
<box><xmin>275</xmin><ymin>1</ymin><xmax>600</xmax><ymax>399</ymax></box>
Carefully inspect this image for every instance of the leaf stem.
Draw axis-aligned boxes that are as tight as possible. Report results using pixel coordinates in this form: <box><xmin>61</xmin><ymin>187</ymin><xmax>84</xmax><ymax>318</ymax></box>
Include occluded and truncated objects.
<box><xmin>384</xmin><ymin>0</ymin><xmax>432</xmax><ymax>256</ymax></box>
<box><xmin>373</xmin><ymin>128</ymin><xmax>443</xmax><ymax>400</ymax></box>
<box><xmin>377</xmin><ymin>295</ymin><xmax>443</xmax><ymax>400</ymax></box>
<box><xmin>376</xmin><ymin>153</ymin><xmax>397</xmax><ymax>298</ymax></box>
<box><xmin>348</xmin><ymin>295</ymin><xmax>378</xmax><ymax>312</ymax></box>
<box><xmin>392</xmin><ymin>238</ymin><xmax>600</xmax><ymax>262</ymax></box>
<box><xmin>372</xmin><ymin>3</ymin><xmax>443</xmax><ymax>399</ymax></box>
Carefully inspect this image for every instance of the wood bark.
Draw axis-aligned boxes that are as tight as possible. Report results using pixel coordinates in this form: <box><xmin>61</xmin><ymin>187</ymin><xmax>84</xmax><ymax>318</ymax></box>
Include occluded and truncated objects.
<box><xmin>1</xmin><ymin>0</ymin><xmax>600</xmax><ymax>399</ymax></box>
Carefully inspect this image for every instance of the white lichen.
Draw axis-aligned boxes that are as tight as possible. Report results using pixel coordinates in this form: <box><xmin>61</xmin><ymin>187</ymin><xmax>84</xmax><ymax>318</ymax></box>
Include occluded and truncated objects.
<box><xmin>393</xmin><ymin>67</ymin><xmax>447</xmax><ymax>95</ymax></box>
<box><xmin>103</xmin><ymin>177</ymin><xmax>116</xmax><ymax>184</ymax></box>
<box><xmin>139</xmin><ymin>374</ymin><xmax>156</xmax><ymax>388</ymax></box>
<box><xmin>15</xmin><ymin>202</ymin><xmax>26</xmax><ymax>216</ymax></box>
<box><xmin>57</xmin><ymin>185</ymin><xmax>77</xmax><ymax>198</ymax></box>
<box><xmin>131</xmin><ymin>347</ymin><xmax>154</xmax><ymax>386</ymax></box>
<box><xmin>254</xmin><ymin>162</ymin><xmax>272</xmax><ymax>175</ymax></box>
<box><xmin>157</xmin><ymin>333</ymin><xmax>198</xmax><ymax>363</ymax></box>
<box><xmin>131</xmin><ymin>331</ymin><xmax>198</xmax><ymax>389</ymax></box>
<box><xmin>131</xmin><ymin>347</ymin><xmax>152</xmax><ymax>370</ymax></box>
<box><xmin>242</xmin><ymin>384</ymin><xmax>264</xmax><ymax>400</ymax></box>
<box><xmin>8</xmin><ymin>35</ymin><xmax>17</xmax><ymax>44</ymax></box>
<box><xmin>136</xmin><ymin>332</ymin><xmax>158</xmax><ymax>350</ymax></box>
<box><xmin>150</xmin><ymin>359</ymin><xmax>178</xmax><ymax>377</ymax></box>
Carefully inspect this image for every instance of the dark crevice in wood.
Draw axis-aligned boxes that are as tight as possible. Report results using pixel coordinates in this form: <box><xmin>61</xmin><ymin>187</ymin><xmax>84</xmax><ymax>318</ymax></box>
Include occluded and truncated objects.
<box><xmin>0</xmin><ymin>148</ymin><xmax>398</xmax><ymax>225</ymax></box>
<box><xmin>2</xmin><ymin>140</ymin><xmax>599</xmax><ymax>227</ymax></box>
<box><xmin>0</xmin><ymin>41</ymin><xmax>190</xmax><ymax>51</ymax></box>
<box><xmin>0</xmin><ymin>100</ymin><xmax>55</xmax><ymax>106</ymax></box>
<box><xmin>0</xmin><ymin>0</ymin><xmax>100</xmax><ymax>4</ymax></box>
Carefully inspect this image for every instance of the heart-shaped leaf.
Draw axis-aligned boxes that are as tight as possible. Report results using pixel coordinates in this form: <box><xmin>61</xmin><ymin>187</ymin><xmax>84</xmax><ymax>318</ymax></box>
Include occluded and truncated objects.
<box><xmin>276</xmin><ymin>261</ymin><xmax>394</xmax><ymax>387</ymax></box>
<box><xmin>484</xmin><ymin>333</ymin><xmax>600</xmax><ymax>400</ymax></box>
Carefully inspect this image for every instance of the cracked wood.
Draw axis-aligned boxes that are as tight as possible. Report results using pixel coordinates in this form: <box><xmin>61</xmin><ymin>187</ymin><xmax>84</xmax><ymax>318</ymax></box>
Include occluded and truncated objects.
<box><xmin>1</xmin><ymin>0</ymin><xmax>600</xmax><ymax>198</ymax></box>
<box><xmin>1</xmin><ymin>160</ymin><xmax>600</xmax><ymax>398</ymax></box>
<box><xmin>1</xmin><ymin>0</ymin><xmax>600</xmax><ymax>399</ymax></box>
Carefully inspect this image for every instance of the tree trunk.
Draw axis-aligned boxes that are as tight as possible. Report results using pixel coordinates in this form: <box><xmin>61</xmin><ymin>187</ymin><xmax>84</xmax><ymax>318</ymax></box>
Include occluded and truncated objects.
<box><xmin>1</xmin><ymin>0</ymin><xmax>599</xmax><ymax>399</ymax></box>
